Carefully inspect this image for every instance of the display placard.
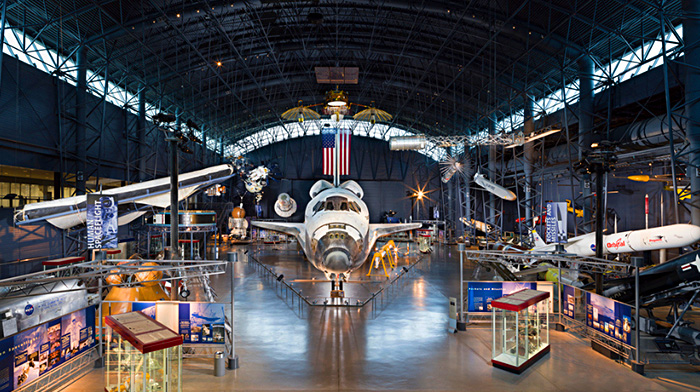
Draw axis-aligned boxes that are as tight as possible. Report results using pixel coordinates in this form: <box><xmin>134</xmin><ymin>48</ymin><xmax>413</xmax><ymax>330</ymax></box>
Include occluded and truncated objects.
<box><xmin>562</xmin><ymin>284</ymin><xmax>576</xmax><ymax>319</ymax></box>
<box><xmin>178</xmin><ymin>303</ymin><xmax>226</xmax><ymax>344</ymax></box>
<box><xmin>128</xmin><ymin>302</ymin><xmax>225</xmax><ymax>345</ymax></box>
<box><xmin>86</xmin><ymin>194</ymin><xmax>119</xmax><ymax>249</ymax></box>
<box><xmin>545</xmin><ymin>202</ymin><xmax>568</xmax><ymax>244</ymax></box>
<box><xmin>585</xmin><ymin>291</ymin><xmax>632</xmax><ymax>345</ymax></box>
<box><xmin>466</xmin><ymin>282</ymin><xmax>554</xmax><ymax>313</ymax></box>
<box><xmin>0</xmin><ymin>306</ymin><xmax>95</xmax><ymax>392</ymax></box>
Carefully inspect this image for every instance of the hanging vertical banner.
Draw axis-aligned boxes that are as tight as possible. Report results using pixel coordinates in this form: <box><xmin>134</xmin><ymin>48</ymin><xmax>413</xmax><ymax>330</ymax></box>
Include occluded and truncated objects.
<box><xmin>545</xmin><ymin>202</ymin><xmax>568</xmax><ymax>244</ymax></box>
<box><xmin>86</xmin><ymin>195</ymin><xmax>119</xmax><ymax>249</ymax></box>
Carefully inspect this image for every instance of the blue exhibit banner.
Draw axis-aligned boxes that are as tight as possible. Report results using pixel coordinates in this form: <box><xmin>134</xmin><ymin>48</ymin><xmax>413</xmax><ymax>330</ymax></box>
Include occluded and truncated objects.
<box><xmin>586</xmin><ymin>291</ymin><xmax>632</xmax><ymax>345</ymax></box>
<box><xmin>545</xmin><ymin>202</ymin><xmax>568</xmax><ymax>244</ymax></box>
<box><xmin>86</xmin><ymin>194</ymin><xmax>119</xmax><ymax>249</ymax></box>
<box><xmin>178</xmin><ymin>303</ymin><xmax>226</xmax><ymax>344</ymax></box>
<box><xmin>562</xmin><ymin>285</ymin><xmax>576</xmax><ymax>319</ymax></box>
<box><xmin>466</xmin><ymin>282</ymin><xmax>537</xmax><ymax>312</ymax></box>
<box><xmin>0</xmin><ymin>306</ymin><xmax>95</xmax><ymax>392</ymax></box>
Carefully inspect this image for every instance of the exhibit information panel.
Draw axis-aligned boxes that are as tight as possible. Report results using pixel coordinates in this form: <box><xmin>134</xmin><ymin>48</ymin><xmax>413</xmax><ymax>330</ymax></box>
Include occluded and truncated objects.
<box><xmin>585</xmin><ymin>291</ymin><xmax>632</xmax><ymax>345</ymax></box>
<box><xmin>131</xmin><ymin>302</ymin><xmax>226</xmax><ymax>345</ymax></box>
<box><xmin>0</xmin><ymin>306</ymin><xmax>95</xmax><ymax>392</ymax></box>
<box><xmin>466</xmin><ymin>281</ymin><xmax>554</xmax><ymax>313</ymax></box>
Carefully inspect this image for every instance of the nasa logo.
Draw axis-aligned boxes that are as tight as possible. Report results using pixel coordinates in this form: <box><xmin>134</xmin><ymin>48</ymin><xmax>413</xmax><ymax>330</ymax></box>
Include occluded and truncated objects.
<box><xmin>606</xmin><ymin>238</ymin><xmax>625</xmax><ymax>249</ymax></box>
<box><xmin>24</xmin><ymin>304</ymin><xmax>34</xmax><ymax>316</ymax></box>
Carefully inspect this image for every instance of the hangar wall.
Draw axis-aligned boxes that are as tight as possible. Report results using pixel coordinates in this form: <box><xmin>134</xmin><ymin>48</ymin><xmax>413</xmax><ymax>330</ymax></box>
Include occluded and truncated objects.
<box><xmin>244</xmin><ymin>136</ymin><xmax>441</xmax><ymax>223</ymax></box>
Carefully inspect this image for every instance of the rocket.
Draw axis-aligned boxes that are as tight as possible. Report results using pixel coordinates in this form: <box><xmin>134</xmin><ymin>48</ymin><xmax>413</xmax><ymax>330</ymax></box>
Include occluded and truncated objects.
<box><xmin>531</xmin><ymin>223</ymin><xmax>700</xmax><ymax>256</ymax></box>
<box><xmin>473</xmin><ymin>173</ymin><xmax>516</xmax><ymax>201</ymax></box>
<box><xmin>603</xmin><ymin>249</ymin><xmax>700</xmax><ymax>305</ymax></box>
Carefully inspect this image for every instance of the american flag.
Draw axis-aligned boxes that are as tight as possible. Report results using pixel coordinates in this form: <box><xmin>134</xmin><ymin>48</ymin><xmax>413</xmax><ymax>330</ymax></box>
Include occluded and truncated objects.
<box><xmin>322</xmin><ymin>128</ymin><xmax>351</xmax><ymax>176</ymax></box>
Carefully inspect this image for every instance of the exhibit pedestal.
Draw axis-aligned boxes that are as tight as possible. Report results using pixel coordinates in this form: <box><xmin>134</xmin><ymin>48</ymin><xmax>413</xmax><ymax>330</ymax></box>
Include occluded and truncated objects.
<box><xmin>228</xmin><ymin>354</ymin><xmax>240</xmax><ymax>370</ymax></box>
<box><xmin>631</xmin><ymin>360</ymin><xmax>645</xmax><ymax>375</ymax></box>
<box><xmin>591</xmin><ymin>340</ymin><xmax>621</xmax><ymax>360</ymax></box>
<box><xmin>491</xmin><ymin>289</ymin><xmax>551</xmax><ymax>374</ymax></box>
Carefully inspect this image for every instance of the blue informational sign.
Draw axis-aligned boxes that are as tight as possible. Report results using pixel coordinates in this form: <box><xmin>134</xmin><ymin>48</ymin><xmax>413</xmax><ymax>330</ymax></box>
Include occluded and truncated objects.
<box><xmin>86</xmin><ymin>194</ymin><xmax>119</xmax><ymax>249</ymax></box>
<box><xmin>178</xmin><ymin>303</ymin><xmax>226</xmax><ymax>344</ymax></box>
<box><xmin>562</xmin><ymin>285</ymin><xmax>576</xmax><ymax>319</ymax></box>
<box><xmin>0</xmin><ymin>306</ymin><xmax>95</xmax><ymax>392</ymax></box>
<box><xmin>545</xmin><ymin>202</ymin><xmax>568</xmax><ymax>244</ymax></box>
<box><xmin>586</xmin><ymin>291</ymin><xmax>632</xmax><ymax>345</ymax></box>
<box><xmin>466</xmin><ymin>282</ymin><xmax>537</xmax><ymax>312</ymax></box>
<box><xmin>131</xmin><ymin>302</ymin><xmax>156</xmax><ymax>319</ymax></box>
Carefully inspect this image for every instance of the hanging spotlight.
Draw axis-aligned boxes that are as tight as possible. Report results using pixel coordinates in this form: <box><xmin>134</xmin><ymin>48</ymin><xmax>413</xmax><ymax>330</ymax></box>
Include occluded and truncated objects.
<box><xmin>152</xmin><ymin>112</ymin><xmax>176</xmax><ymax>123</ymax></box>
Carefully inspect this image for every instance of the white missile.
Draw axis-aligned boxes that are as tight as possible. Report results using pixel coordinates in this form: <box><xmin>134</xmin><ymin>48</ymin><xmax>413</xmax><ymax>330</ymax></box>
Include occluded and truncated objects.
<box><xmin>531</xmin><ymin>223</ymin><xmax>700</xmax><ymax>256</ymax></box>
<box><xmin>460</xmin><ymin>217</ymin><xmax>493</xmax><ymax>233</ymax></box>
<box><xmin>473</xmin><ymin>173</ymin><xmax>516</xmax><ymax>201</ymax></box>
<box><xmin>274</xmin><ymin>193</ymin><xmax>297</xmax><ymax>218</ymax></box>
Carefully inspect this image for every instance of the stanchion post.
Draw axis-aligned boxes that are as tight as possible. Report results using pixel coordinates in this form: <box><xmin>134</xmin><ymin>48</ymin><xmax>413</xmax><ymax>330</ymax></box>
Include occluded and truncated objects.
<box><xmin>457</xmin><ymin>243</ymin><xmax>466</xmax><ymax>330</ymax></box>
<box><xmin>631</xmin><ymin>256</ymin><xmax>644</xmax><ymax>374</ymax></box>
<box><xmin>228</xmin><ymin>253</ymin><xmax>239</xmax><ymax>369</ymax></box>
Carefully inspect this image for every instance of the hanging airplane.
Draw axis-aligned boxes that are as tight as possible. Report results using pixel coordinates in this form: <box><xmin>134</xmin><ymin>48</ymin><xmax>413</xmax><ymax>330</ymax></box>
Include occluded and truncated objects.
<box><xmin>14</xmin><ymin>164</ymin><xmax>235</xmax><ymax>229</ymax></box>
<box><xmin>252</xmin><ymin>180</ymin><xmax>421</xmax><ymax>284</ymax></box>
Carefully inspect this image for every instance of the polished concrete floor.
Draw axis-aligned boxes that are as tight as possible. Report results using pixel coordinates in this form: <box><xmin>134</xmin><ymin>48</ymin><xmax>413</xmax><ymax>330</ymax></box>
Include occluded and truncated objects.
<box><xmin>65</xmin><ymin>243</ymin><xmax>700</xmax><ymax>392</ymax></box>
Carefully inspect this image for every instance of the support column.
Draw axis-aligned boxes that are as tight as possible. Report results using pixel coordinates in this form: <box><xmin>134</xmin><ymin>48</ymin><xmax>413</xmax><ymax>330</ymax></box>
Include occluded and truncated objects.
<box><xmin>579</xmin><ymin>55</ymin><xmax>595</xmax><ymax>231</ymax></box>
<box><xmin>684</xmin><ymin>0</ymin><xmax>700</xmax><ymax>226</ymax></box>
<box><xmin>138</xmin><ymin>88</ymin><xmax>147</xmax><ymax>182</ymax></box>
<box><xmin>75</xmin><ymin>46</ymin><xmax>87</xmax><ymax>195</ymax></box>
<box><xmin>447</xmin><ymin>176</ymin><xmax>454</xmax><ymax>242</ymax></box>
<box><xmin>169</xmin><ymin>114</ymin><xmax>181</xmax><ymax>265</ymax></box>
<box><xmin>488</xmin><ymin>114</ymin><xmax>497</xmax><ymax>225</ymax></box>
<box><xmin>523</xmin><ymin>95</ymin><xmax>535</xmax><ymax>225</ymax></box>
<box><xmin>0</xmin><ymin>0</ymin><xmax>7</xmax><ymax>92</ymax></box>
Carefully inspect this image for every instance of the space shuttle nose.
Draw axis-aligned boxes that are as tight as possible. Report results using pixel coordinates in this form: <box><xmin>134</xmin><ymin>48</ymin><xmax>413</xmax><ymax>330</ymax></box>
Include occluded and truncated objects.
<box><xmin>324</xmin><ymin>250</ymin><xmax>351</xmax><ymax>272</ymax></box>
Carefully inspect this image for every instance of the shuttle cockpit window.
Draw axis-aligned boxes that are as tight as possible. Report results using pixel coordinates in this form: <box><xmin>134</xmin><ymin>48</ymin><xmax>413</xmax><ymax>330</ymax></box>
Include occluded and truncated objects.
<box><xmin>348</xmin><ymin>201</ymin><xmax>361</xmax><ymax>213</ymax></box>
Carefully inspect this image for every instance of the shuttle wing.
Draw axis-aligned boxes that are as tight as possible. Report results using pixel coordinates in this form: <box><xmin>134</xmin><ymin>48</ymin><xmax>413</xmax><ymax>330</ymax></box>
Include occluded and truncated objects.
<box><xmin>368</xmin><ymin>223</ymin><xmax>422</xmax><ymax>244</ymax></box>
<box><xmin>251</xmin><ymin>221</ymin><xmax>307</xmax><ymax>250</ymax></box>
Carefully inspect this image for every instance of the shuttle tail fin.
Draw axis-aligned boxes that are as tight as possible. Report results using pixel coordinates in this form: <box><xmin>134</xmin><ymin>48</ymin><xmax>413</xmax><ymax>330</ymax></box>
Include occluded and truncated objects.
<box><xmin>531</xmin><ymin>230</ymin><xmax>547</xmax><ymax>248</ymax></box>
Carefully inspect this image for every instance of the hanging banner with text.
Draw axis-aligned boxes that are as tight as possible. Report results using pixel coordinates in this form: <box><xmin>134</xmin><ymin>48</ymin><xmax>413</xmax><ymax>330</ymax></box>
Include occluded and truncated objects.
<box><xmin>545</xmin><ymin>202</ymin><xmax>568</xmax><ymax>244</ymax></box>
<box><xmin>86</xmin><ymin>194</ymin><xmax>119</xmax><ymax>249</ymax></box>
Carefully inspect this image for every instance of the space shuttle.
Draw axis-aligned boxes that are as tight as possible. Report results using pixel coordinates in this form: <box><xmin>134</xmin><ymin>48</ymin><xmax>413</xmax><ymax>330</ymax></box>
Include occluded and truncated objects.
<box><xmin>252</xmin><ymin>180</ymin><xmax>421</xmax><ymax>278</ymax></box>
<box><xmin>529</xmin><ymin>224</ymin><xmax>700</xmax><ymax>256</ymax></box>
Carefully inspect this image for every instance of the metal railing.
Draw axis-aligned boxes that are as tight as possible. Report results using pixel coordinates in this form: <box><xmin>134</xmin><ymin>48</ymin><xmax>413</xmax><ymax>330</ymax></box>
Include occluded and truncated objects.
<box><xmin>247</xmin><ymin>252</ymin><xmax>424</xmax><ymax>312</ymax></box>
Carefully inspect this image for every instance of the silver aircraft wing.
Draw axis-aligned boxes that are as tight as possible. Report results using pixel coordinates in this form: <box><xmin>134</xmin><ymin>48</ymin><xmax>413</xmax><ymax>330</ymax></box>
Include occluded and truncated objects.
<box><xmin>251</xmin><ymin>221</ymin><xmax>307</xmax><ymax>250</ymax></box>
<box><xmin>368</xmin><ymin>223</ymin><xmax>422</xmax><ymax>244</ymax></box>
<box><xmin>15</xmin><ymin>164</ymin><xmax>235</xmax><ymax>229</ymax></box>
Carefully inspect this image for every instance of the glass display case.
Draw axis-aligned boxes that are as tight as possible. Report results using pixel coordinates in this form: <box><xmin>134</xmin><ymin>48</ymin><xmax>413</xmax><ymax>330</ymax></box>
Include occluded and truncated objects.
<box><xmin>105</xmin><ymin>311</ymin><xmax>183</xmax><ymax>392</ymax></box>
<box><xmin>491</xmin><ymin>289</ymin><xmax>550</xmax><ymax>374</ymax></box>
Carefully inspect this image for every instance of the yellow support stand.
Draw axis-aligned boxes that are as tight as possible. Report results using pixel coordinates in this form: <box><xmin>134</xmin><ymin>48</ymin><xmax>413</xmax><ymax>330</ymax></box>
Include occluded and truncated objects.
<box><xmin>366</xmin><ymin>241</ymin><xmax>400</xmax><ymax>277</ymax></box>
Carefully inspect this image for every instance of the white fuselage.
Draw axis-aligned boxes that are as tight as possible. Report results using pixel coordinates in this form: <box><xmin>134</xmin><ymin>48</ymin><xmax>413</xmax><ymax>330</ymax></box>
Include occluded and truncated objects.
<box><xmin>532</xmin><ymin>224</ymin><xmax>700</xmax><ymax>256</ymax></box>
<box><xmin>302</xmin><ymin>187</ymin><xmax>372</xmax><ymax>275</ymax></box>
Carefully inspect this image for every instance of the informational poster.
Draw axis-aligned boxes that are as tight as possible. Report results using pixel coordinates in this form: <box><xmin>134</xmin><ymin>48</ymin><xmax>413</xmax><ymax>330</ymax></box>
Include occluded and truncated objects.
<box><xmin>128</xmin><ymin>302</ymin><xmax>226</xmax><ymax>345</ymax></box>
<box><xmin>563</xmin><ymin>285</ymin><xmax>576</xmax><ymax>319</ymax></box>
<box><xmin>466</xmin><ymin>282</ymin><xmax>536</xmax><ymax>312</ymax></box>
<box><xmin>466</xmin><ymin>281</ymin><xmax>554</xmax><ymax>313</ymax></box>
<box><xmin>86</xmin><ymin>194</ymin><xmax>119</xmax><ymax>249</ymax></box>
<box><xmin>586</xmin><ymin>291</ymin><xmax>632</xmax><ymax>345</ymax></box>
<box><xmin>0</xmin><ymin>307</ymin><xmax>95</xmax><ymax>392</ymax></box>
<box><xmin>178</xmin><ymin>303</ymin><xmax>226</xmax><ymax>344</ymax></box>
<box><xmin>545</xmin><ymin>202</ymin><xmax>568</xmax><ymax>244</ymax></box>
